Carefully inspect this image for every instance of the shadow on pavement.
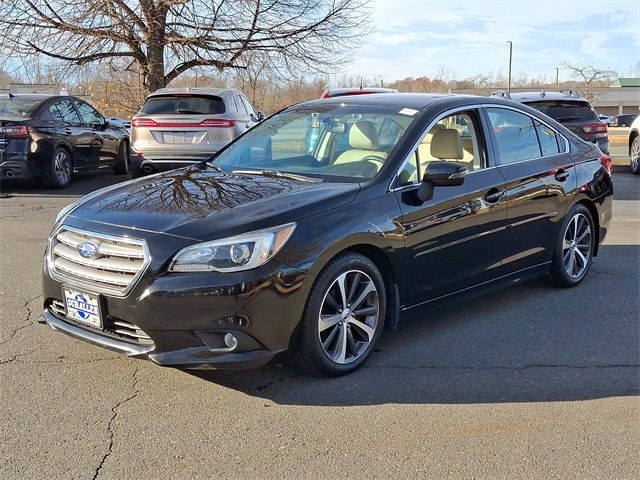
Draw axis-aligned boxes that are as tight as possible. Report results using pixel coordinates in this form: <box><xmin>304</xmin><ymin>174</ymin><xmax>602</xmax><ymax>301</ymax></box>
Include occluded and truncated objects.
<box><xmin>190</xmin><ymin>244</ymin><xmax>640</xmax><ymax>406</ymax></box>
<box><xmin>0</xmin><ymin>171</ymin><xmax>131</xmax><ymax>197</ymax></box>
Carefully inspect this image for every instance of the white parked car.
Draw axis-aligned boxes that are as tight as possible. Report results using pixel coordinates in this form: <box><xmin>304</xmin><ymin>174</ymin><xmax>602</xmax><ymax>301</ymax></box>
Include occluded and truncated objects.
<box><xmin>628</xmin><ymin>116</ymin><xmax>640</xmax><ymax>175</ymax></box>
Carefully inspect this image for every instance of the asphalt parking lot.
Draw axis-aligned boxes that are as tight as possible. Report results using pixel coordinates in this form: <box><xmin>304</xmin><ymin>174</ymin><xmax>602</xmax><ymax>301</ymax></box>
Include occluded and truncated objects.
<box><xmin>1</xmin><ymin>158</ymin><xmax>638</xmax><ymax>478</ymax></box>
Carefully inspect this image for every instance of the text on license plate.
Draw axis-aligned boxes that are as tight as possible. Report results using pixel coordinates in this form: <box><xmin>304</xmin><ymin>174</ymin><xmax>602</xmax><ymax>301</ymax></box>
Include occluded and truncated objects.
<box><xmin>63</xmin><ymin>288</ymin><xmax>102</xmax><ymax>328</ymax></box>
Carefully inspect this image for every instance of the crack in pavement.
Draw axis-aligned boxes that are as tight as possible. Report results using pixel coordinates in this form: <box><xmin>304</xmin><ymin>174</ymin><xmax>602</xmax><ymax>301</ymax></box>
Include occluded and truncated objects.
<box><xmin>590</xmin><ymin>268</ymin><xmax>639</xmax><ymax>281</ymax></box>
<box><xmin>92</xmin><ymin>361</ymin><xmax>141</xmax><ymax>480</ymax></box>
<box><xmin>0</xmin><ymin>294</ymin><xmax>42</xmax><ymax>348</ymax></box>
<box><xmin>0</xmin><ymin>348</ymin><xmax>39</xmax><ymax>365</ymax></box>
<box><xmin>365</xmin><ymin>363</ymin><xmax>640</xmax><ymax>371</ymax></box>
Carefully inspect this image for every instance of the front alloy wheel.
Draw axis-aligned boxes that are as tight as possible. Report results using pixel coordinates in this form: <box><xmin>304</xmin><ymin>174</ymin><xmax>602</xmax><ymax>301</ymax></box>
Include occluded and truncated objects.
<box><xmin>297</xmin><ymin>252</ymin><xmax>386</xmax><ymax>376</ymax></box>
<box><xmin>318</xmin><ymin>270</ymin><xmax>380</xmax><ymax>364</ymax></box>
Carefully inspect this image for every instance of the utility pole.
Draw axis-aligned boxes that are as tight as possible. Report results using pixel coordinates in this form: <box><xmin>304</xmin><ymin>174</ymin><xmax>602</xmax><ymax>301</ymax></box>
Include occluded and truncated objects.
<box><xmin>507</xmin><ymin>41</ymin><xmax>513</xmax><ymax>93</ymax></box>
<box><xmin>556</xmin><ymin>67</ymin><xmax>559</xmax><ymax>91</ymax></box>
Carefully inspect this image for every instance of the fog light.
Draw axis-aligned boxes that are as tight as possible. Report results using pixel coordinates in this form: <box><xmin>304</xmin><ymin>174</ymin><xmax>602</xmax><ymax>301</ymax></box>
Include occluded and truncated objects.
<box><xmin>224</xmin><ymin>333</ymin><xmax>238</xmax><ymax>350</ymax></box>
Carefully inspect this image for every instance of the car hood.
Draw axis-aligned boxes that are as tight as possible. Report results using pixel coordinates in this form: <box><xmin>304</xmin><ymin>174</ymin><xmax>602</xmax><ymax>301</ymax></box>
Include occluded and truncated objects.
<box><xmin>66</xmin><ymin>167</ymin><xmax>361</xmax><ymax>241</ymax></box>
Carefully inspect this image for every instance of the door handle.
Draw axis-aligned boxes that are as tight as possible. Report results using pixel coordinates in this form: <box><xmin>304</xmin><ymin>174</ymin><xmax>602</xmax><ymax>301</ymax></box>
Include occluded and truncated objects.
<box><xmin>554</xmin><ymin>169</ymin><xmax>570</xmax><ymax>182</ymax></box>
<box><xmin>64</xmin><ymin>128</ymin><xmax>72</xmax><ymax>135</ymax></box>
<box><xmin>484</xmin><ymin>188</ymin><xmax>505</xmax><ymax>203</ymax></box>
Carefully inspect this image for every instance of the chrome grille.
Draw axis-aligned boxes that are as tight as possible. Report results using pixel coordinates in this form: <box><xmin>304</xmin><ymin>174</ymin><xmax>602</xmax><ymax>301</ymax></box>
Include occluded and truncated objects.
<box><xmin>47</xmin><ymin>299</ymin><xmax>153</xmax><ymax>346</ymax></box>
<box><xmin>49</xmin><ymin>227</ymin><xmax>149</xmax><ymax>296</ymax></box>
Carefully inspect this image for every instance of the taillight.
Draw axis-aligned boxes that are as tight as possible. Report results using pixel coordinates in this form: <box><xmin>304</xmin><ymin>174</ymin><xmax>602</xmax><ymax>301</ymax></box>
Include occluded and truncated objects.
<box><xmin>598</xmin><ymin>155</ymin><xmax>612</xmax><ymax>174</ymax></box>
<box><xmin>0</xmin><ymin>126</ymin><xmax>29</xmax><ymax>138</ymax></box>
<box><xmin>131</xmin><ymin>118</ymin><xmax>235</xmax><ymax>128</ymax></box>
<box><xmin>131</xmin><ymin>118</ymin><xmax>158</xmax><ymax>127</ymax></box>
<box><xmin>200</xmin><ymin>119</ymin><xmax>235</xmax><ymax>128</ymax></box>
<box><xmin>581</xmin><ymin>123</ymin><xmax>607</xmax><ymax>135</ymax></box>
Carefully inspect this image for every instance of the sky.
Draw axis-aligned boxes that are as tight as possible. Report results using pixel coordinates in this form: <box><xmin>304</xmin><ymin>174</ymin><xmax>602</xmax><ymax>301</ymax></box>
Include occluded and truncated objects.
<box><xmin>339</xmin><ymin>0</ymin><xmax>640</xmax><ymax>82</ymax></box>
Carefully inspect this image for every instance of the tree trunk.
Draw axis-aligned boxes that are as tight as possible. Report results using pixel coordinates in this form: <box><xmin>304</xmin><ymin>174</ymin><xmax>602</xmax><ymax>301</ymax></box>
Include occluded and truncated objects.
<box><xmin>142</xmin><ymin>3</ymin><xmax>168</xmax><ymax>95</ymax></box>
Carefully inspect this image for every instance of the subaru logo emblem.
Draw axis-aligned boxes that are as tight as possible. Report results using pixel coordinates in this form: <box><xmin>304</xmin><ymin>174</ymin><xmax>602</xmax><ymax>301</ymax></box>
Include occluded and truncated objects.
<box><xmin>77</xmin><ymin>241</ymin><xmax>100</xmax><ymax>259</ymax></box>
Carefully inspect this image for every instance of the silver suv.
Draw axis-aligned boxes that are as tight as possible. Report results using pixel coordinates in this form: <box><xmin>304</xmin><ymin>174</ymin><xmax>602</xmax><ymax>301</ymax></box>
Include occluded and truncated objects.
<box><xmin>130</xmin><ymin>87</ymin><xmax>264</xmax><ymax>176</ymax></box>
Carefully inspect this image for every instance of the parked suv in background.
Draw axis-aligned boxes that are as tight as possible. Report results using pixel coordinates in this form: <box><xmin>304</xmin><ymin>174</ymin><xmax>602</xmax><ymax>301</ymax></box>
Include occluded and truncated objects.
<box><xmin>130</xmin><ymin>88</ymin><xmax>264</xmax><ymax>177</ymax></box>
<box><xmin>0</xmin><ymin>94</ymin><xmax>130</xmax><ymax>188</ymax></box>
<box><xmin>628</xmin><ymin>116</ymin><xmax>640</xmax><ymax>174</ymax></box>
<box><xmin>612</xmin><ymin>114</ymin><xmax>638</xmax><ymax>127</ymax></box>
<box><xmin>492</xmin><ymin>90</ymin><xmax>609</xmax><ymax>154</ymax></box>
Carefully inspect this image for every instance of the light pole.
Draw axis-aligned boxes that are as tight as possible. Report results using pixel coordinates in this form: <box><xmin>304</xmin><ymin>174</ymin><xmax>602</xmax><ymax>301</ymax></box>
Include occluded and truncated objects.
<box><xmin>507</xmin><ymin>41</ymin><xmax>513</xmax><ymax>93</ymax></box>
<box><xmin>556</xmin><ymin>67</ymin><xmax>560</xmax><ymax>91</ymax></box>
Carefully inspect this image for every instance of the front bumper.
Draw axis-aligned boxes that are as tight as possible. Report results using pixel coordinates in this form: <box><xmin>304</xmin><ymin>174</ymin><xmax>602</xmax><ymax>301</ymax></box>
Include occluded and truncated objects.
<box><xmin>38</xmin><ymin>309</ymin><xmax>276</xmax><ymax>369</ymax></box>
<box><xmin>42</xmin><ymin>222</ymin><xmax>311</xmax><ymax>369</ymax></box>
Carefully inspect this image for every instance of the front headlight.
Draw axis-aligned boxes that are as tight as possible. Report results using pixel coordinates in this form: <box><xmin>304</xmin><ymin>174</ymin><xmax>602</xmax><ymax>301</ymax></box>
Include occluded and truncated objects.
<box><xmin>168</xmin><ymin>223</ymin><xmax>296</xmax><ymax>273</ymax></box>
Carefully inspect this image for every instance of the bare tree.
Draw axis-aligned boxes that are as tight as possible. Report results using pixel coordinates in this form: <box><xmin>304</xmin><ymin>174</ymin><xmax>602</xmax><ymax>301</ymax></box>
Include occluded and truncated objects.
<box><xmin>0</xmin><ymin>0</ymin><xmax>370</xmax><ymax>95</ymax></box>
<box><xmin>562</xmin><ymin>62</ymin><xmax>617</xmax><ymax>100</ymax></box>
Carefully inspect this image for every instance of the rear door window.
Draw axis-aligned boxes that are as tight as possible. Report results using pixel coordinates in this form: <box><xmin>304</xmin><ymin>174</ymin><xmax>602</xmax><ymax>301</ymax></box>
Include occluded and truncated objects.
<box><xmin>73</xmin><ymin>100</ymin><xmax>104</xmax><ymax>125</ymax></box>
<box><xmin>50</xmin><ymin>100</ymin><xmax>81</xmax><ymax>125</ymax></box>
<box><xmin>240</xmin><ymin>96</ymin><xmax>256</xmax><ymax>117</ymax></box>
<box><xmin>140</xmin><ymin>95</ymin><xmax>226</xmax><ymax>115</ymax></box>
<box><xmin>486</xmin><ymin>108</ymin><xmax>541</xmax><ymax>164</ymax></box>
<box><xmin>534</xmin><ymin>121</ymin><xmax>560</xmax><ymax>156</ymax></box>
<box><xmin>525</xmin><ymin>101</ymin><xmax>598</xmax><ymax>123</ymax></box>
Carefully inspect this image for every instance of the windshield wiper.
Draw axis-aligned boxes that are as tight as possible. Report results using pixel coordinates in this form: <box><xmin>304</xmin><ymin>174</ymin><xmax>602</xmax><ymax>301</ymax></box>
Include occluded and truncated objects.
<box><xmin>176</xmin><ymin>109</ymin><xmax>204</xmax><ymax>114</ymax></box>
<box><xmin>553</xmin><ymin>116</ymin><xmax>581</xmax><ymax>122</ymax></box>
<box><xmin>200</xmin><ymin>161</ymin><xmax>224</xmax><ymax>172</ymax></box>
<box><xmin>232</xmin><ymin>169</ymin><xmax>323</xmax><ymax>183</ymax></box>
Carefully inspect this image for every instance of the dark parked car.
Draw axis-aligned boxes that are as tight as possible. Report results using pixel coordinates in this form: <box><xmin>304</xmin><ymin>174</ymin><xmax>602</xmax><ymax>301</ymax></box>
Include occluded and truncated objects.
<box><xmin>612</xmin><ymin>114</ymin><xmax>638</xmax><ymax>127</ymax></box>
<box><xmin>41</xmin><ymin>93</ymin><xmax>613</xmax><ymax>376</ymax></box>
<box><xmin>0</xmin><ymin>94</ymin><xmax>130</xmax><ymax>188</ymax></box>
<box><xmin>493</xmin><ymin>90</ymin><xmax>610</xmax><ymax>154</ymax></box>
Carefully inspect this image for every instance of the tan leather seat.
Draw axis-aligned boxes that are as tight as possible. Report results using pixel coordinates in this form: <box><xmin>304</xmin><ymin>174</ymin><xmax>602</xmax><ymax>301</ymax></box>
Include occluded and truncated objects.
<box><xmin>334</xmin><ymin>121</ymin><xmax>387</xmax><ymax>170</ymax></box>
<box><xmin>428</xmin><ymin>128</ymin><xmax>473</xmax><ymax>172</ymax></box>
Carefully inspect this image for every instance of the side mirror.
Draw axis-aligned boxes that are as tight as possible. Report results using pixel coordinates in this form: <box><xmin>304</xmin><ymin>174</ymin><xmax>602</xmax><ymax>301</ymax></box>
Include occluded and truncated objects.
<box><xmin>417</xmin><ymin>161</ymin><xmax>466</xmax><ymax>203</ymax></box>
<box><xmin>257</xmin><ymin>111</ymin><xmax>266</xmax><ymax>121</ymax></box>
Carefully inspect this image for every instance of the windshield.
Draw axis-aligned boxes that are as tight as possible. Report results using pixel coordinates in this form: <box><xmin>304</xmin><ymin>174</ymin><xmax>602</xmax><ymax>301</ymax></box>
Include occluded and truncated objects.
<box><xmin>213</xmin><ymin>104</ymin><xmax>419</xmax><ymax>182</ymax></box>
<box><xmin>140</xmin><ymin>95</ymin><xmax>226</xmax><ymax>115</ymax></box>
<box><xmin>525</xmin><ymin>101</ymin><xmax>598</xmax><ymax>123</ymax></box>
<box><xmin>0</xmin><ymin>98</ymin><xmax>40</xmax><ymax>118</ymax></box>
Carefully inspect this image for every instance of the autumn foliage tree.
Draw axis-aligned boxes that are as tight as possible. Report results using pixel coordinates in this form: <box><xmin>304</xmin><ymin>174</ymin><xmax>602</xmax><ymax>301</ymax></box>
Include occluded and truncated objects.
<box><xmin>0</xmin><ymin>0</ymin><xmax>370</xmax><ymax>95</ymax></box>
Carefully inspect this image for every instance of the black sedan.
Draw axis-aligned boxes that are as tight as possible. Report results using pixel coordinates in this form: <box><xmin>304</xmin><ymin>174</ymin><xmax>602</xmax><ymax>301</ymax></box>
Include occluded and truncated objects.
<box><xmin>40</xmin><ymin>93</ymin><xmax>613</xmax><ymax>376</ymax></box>
<box><xmin>0</xmin><ymin>94</ymin><xmax>130</xmax><ymax>188</ymax></box>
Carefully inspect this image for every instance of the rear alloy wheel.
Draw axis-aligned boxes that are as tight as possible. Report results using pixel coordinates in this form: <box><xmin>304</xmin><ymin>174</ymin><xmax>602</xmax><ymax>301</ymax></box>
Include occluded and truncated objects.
<box><xmin>113</xmin><ymin>142</ymin><xmax>129</xmax><ymax>175</ymax></box>
<box><xmin>297</xmin><ymin>253</ymin><xmax>386</xmax><ymax>376</ymax></box>
<box><xmin>630</xmin><ymin>137</ymin><xmax>640</xmax><ymax>175</ymax></box>
<box><xmin>44</xmin><ymin>148</ymin><xmax>72</xmax><ymax>188</ymax></box>
<box><xmin>546</xmin><ymin>205</ymin><xmax>595</xmax><ymax>287</ymax></box>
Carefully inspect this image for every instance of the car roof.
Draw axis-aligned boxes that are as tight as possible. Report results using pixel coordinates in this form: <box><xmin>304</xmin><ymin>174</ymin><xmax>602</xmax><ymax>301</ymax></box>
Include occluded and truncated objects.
<box><xmin>147</xmin><ymin>87</ymin><xmax>238</xmax><ymax>98</ymax></box>
<box><xmin>495</xmin><ymin>90</ymin><xmax>590</xmax><ymax>103</ymax></box>
<box><xmin>301</xmin><ymin>92</ymin><xmax>512</xmax><ymax>110</ymax></box>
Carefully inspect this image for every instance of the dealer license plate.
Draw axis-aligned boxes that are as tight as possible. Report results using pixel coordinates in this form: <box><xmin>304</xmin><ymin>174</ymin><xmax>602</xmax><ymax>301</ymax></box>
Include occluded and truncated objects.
<box><xmin>63</xmin><ymin>287</ymin><xmax>102</xmax><ymax>329</ymax></box>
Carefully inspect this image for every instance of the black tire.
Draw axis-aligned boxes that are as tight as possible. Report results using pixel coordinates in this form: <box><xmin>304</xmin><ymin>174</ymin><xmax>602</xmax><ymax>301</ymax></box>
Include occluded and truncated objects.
<box><xmin>113</xmin><ymin>142</ymin><xmax>129</xmax><ymax>175</ymax></box>
<box><xmin>296</xmin><ymin>252</ymin><xmax>386</xmax><ymax>376</ymax></box>
<box><xmin>43</xmin><ymin>147</ymin><xmax>72</xmax><ymax>189</ymax></box>
<box><xmin>630</xmin><ymin>136</ymin><xmax>640</xmax><ymax>175</ymax></box>
<box><xmin>620</xmin><ymin>123</ymin><xmax>628</xmax><ymax>127</ymax></box>
<box><xmin>545</xmin><ymin>204</ymin><xmax>595</xmax><ymax>288</ymax></box>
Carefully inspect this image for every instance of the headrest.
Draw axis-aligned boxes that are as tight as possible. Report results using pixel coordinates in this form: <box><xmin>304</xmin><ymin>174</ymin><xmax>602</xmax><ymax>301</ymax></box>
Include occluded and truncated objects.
<box><xmin>349</xmin><ymin>121</ymin><xmax>379</xmax><ymax>150</ymax></box>
<box><xmin>431</xmin><ymin>128</ymin><xmax>463</xmax><ymax>160</ymax></box>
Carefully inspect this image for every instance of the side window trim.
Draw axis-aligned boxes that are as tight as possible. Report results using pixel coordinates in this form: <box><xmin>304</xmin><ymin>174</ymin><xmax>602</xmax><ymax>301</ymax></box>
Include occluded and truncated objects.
<box><xmin>390</xmin><ymin>105</ymin><xmax>489</xmax><ymax>191</ymax></box>
<box><xmin>480</xmin><ymin>104</ymin><xmax>569</xmax><ymax>166</ymax></box>
<box><xmin>484</xmin><ymin>106</ymin><xmax>542</xmax><ymax>165</ymax></box>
